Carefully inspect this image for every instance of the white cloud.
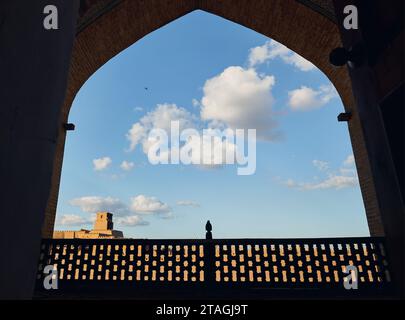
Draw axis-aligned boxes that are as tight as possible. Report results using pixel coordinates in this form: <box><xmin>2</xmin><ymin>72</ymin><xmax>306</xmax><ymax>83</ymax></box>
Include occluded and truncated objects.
<box><xmin>339</xmin><ymin>167</ymin><xmax>356</xmax><ymax>176</ymax></box>
<box><xmin>179</xmin><ymin>128</ymin><xmax>241</xmax><ymax>168</ymax></box>
<box><xmin>192</xmin><ymin>99</ymin><xmax>200</xmax><ymax>108</ymax></box>
<box><xmin>292</xmin><ymin>175</ymin><xmax>358</xmax><ymax>190</ymax></box>
<box><xmin>120</xmin><ymin>160</ymin><xmax>134</xmax><ymax>171</ymax></box>
<box><xmin>116</xmin><ymin>215</ymin><xmax>149</xmax><ymax>227</ymax></box>
<box><xmin>344</xmin><ymin>154</ymin><xmax>355</xmax><ymax>167</ymax></box>
<box><xmin>68</xmin><ymin>194</ymin><xmax>180</xmax><ymax>227</ymax></box>
<box><xmin>57</xmin><ymin>214</ymin><xmax>93</xmax><ymax>226</ymax></box>
<box><xmin>93</xmin><ymin>157</ymin><xmax>112</xmax><ymax>171</ymax></box>
<box><xmin>312</xmin><ymin>160</ymin><xmax>329</xmax><ymax>172</ymax></box>
<box><xmin>126</xmin><ymin>102</ymin><xmax>248</xmax><ymax>168</ymax></box>
<box><xmin>69</xmin><ymin>196</ymin><xmax>128</xmax><ymax>215</ymax></box>
<box><xmin>130</xmin><ymin>195</ymin><xmax>172</xmax><ymax>217</ymax></box>
<box><xmin>126</xmin><ymin>103</ymin><xmax>197</xmax><ymax>152</ymax></box>
<box><xmin>288</xmin><ymin>84</ymin><xmax>338</xmax><ymax>111</ymax></box>
<box><xmin>200</xmin><ymin>66</ymin><xmax>278</xmax><ymax>141</ymax></box>
<box><xmin>176</xmin><ymin>200</ymin><xmax>200</xmax><ymax>207</ymax></box>
<box><xmin>284</xmin><ymin>155</ymin><xmax>358</xmax><ymax>191</ymax></box>
<box><xmin>125</xmin><ymin>65</ymin><xmax>280</xmax><ymax>170</ymax></box>
<box><xmin>248</xmin><ymin>40</ymin><xmax>315</xmax><ymax>71</ymax></box>
<box><xmin>134</xmin><ymin>107</ymin><xmax>143</xmax><ymax>112</ymax></box>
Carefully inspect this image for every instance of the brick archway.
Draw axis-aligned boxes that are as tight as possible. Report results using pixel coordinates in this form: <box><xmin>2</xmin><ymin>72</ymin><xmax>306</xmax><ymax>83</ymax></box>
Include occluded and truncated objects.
<box><xmin>42</xmin><ymin>0</ymin><xmax>384</xmax><ymax>237</ymax></box>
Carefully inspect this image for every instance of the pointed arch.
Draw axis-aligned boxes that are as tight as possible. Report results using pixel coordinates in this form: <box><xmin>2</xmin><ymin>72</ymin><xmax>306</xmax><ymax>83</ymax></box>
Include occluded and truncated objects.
<box><xmin>42</xmin><ymin>0</ymin><xmax>383</xmax><ymax>238</ymax></box>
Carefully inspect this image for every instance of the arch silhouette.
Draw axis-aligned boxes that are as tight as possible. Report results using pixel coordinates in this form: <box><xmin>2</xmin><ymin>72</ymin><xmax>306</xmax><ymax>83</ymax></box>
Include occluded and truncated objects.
<box><xmin>42</xmin><ymin>0</ymin><xmax>383</xmax><ymax>238</ymax></box>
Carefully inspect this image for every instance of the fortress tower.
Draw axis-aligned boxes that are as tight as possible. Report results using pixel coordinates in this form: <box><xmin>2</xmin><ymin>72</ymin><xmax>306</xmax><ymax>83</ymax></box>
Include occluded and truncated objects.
<box><xmin>94</xmin><ymin>212</ymin><xmax>114</xmax><ymax>231</ymax></box>
<box><xmin>53</xmin><ymin>212</ymin><xmax>124</xmax><ymax>239</ymax></box>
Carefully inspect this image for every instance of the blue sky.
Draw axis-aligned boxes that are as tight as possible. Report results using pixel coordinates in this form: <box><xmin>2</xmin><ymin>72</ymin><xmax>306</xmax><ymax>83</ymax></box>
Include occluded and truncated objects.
<box><xmin>55</xmin><ymin>11</ymin><xmax>369</xmax><ymax>239</ymax></box>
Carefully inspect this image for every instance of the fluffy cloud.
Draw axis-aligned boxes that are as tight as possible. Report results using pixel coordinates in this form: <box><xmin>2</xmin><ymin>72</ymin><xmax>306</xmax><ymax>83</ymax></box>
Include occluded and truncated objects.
<box><xmin>343</xmin><ymin>154</ymin><xmax>355</xmax><ymax>166</ymax></box>
<box><xmin>126</xmin><ymin>103</ymin><xmax>197</xmax><ymax>152</ymax></box>
<box><xmin>116</xmin><ymin>215</ymin><xmax>149</xmax><ymax>227</ymax></box>
<box><xmin>57</xmin><ymin>214</ymin><xmax>93</xmax><ymax>226</ymax></box>
<box><xmin>180</xmin><ymin>128</ymin><xmax>242</xmax><ymax>168</ymax></box>
<box><xmin>176</xmin><ymin>200</ymin><xmax>200</xmax><ymax>207</ymax></box>
<box><xmin>288</xmin><ymin>85</ymin><xmax>338</xmax><ymax>111</ymax></box>
<box><xmin>340</xmin><ymin>155</ymin><xmax>356</xmax><ymax>176</ymax></box>
<box><xmin>200</xmin><ymin>66</ymin><xmax>278</xmax><ymax>141</ymax></box>
<box><xmin>284</xmin><ymin>155</ymin><xmax>358</xmax><ymax>191</ymax></box>
<box><xmin>248</xmin><ymin>40</ymin><xmax>315</xmax><ymax>71</ymax></box>
<box><xmin>287</xmin><ymin>175</ymin><xmax>358</xmax><ymax>191</ymax></box>
<box><xmin>126</xmin><ymin>101</ymin><xmax>252</xmax><ymax>169</ymax></box>
<box><xmin>69</xmin><ymin>196</ymin><xmax>128</xmax><ymax>215</ymax></box>
<box><xmin>130</xmin><ymin>195</ymin><xmax>172</xmax><ymax>217</ymax></box>
<box><xmin>120</xmin><ymin>160</ymin><xmax>135</xmax><ymax>171</ymax></box>
<box><xmin>312</xmin><ymin>160</ymin><xmax>329</xmax><ymax>172</ymax></box>
<box><xmin>192</xmin><ymin>99</ymin><xmax>200</xmax><ymax>108</ymax></box>
<box><xmin>69</xmin><ymin>194</ymin><xmax>174</xmax><ymax>227</ymax></box>
<box><xmin>93</xmin><ymin>157</ymin><xmax>112</xmax><ymax>171</ymax></box>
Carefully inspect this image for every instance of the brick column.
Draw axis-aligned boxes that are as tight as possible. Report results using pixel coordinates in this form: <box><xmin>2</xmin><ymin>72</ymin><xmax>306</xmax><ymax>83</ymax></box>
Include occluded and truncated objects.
<box><xmin>0</xmin><ymin>0</ymin><xmax>79</xmax><ymax>298</ymax></box>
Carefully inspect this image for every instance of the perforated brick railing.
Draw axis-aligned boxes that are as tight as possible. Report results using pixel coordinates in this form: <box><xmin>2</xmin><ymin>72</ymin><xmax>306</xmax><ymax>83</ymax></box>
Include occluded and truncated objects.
<box><xmin>211</xmin><ymin>238</ymin><xmax>390</xmax><ymax>286</ymax></box>
<box><xmin>35</xmin><ymin>237</ymin><xmax>392</xmax><ymax>298</ymax></box>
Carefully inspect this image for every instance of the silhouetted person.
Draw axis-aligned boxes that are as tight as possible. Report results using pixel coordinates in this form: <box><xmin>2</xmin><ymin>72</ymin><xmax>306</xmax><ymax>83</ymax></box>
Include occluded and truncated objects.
<box><xmin>205</xmin><ymin>220</ymin><xmax>212</xmax><ymax>239</ymax></box>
